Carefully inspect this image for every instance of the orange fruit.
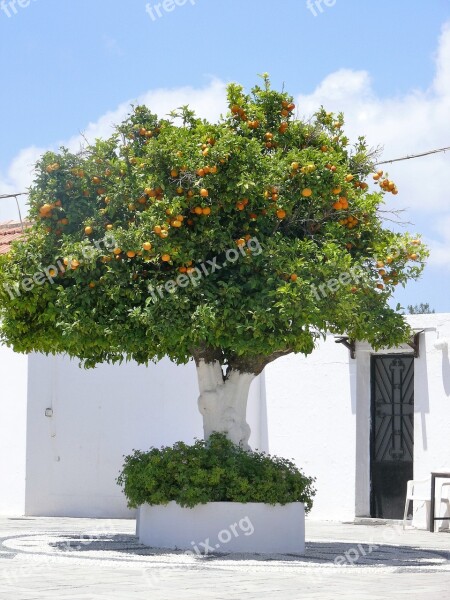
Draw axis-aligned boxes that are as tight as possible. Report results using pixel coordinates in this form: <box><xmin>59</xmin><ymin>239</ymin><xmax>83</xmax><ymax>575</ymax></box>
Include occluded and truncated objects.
<box><xmin>170</xmin><ymin>169</ymin><xmax>179</xmax><ymax>178</ymax></box>
<box><xmin>113</xmin><ymin>248</ymin><xmax>122</xmax><ymax>255</ymax></box>
<box><xmin>39</xmin><ymin>203</ymin><xmax>53</xmax><ymax>216</ymax></box>
<box><xmin>85</xmin><ymin>226</ymin><xmax>93</xmax><ymax>235</ymax></box>
<box><xmin>202</xmin><ymin>207</ymin><xmax>211</xmax><ymax>215</ymax></box>
<box><xmin>276</xmin><ymin>209</ymin><xmax>287</xmax><ymax>219</ymax></box>
<box><xmin>161</xmin><ymin>254</ymin><xmax>171</xmax><ymax>262</ymax></box>
<box><xmin>332</xmin><ymin>186</ymin><xmax>341</xmax><ymax>195</ymax></box>
<box><xmin>302</xmin><ymin>188</ymin><xmax>312</xmax><ymax>197</ymax></box>
<box><xmin>106</xmin><ymin>224</ymin><xmax>113</xmax><ymax>231</ymax></box>
<box><xmin>290</xmin><ymin>274</ymin><xmax>298</xmax><ymax>282</ymax></box>
<box><xmin>127</xmin><ymin>251</ymin><xmax>136</xmax><ymax>258</ymax></box>
<box><xmin>143</xmin><ymin>242</ymin><xmax>152</xmax><ymax>251</ymax></box>
<box><xmin>200</xmin><ymin>188</ymin><xmax>209</xmax><ymax>197</ymax></box>
<box><xmin>194</xmin><ymin>206</ymin><xmax>203</xmax><ymax>215</ymax></box>
<box><xmin>172</xmin><ymin>220</ymin><xmax>182</xmax><ymax>228</ymax></box>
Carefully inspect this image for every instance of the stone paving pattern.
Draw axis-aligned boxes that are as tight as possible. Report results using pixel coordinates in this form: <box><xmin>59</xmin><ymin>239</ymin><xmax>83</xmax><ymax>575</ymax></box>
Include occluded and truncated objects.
<box><xmin>0</xmin><ymin>517</ymin><xmax>449</xmax><ymax>599</ymax></box>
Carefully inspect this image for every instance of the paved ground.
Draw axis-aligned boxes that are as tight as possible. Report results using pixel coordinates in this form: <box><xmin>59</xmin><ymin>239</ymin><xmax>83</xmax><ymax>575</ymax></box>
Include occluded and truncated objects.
<box><xmin>0</xmin><ymin>516</ymin><xmax>449</xmax><ymax>599</ymax></box>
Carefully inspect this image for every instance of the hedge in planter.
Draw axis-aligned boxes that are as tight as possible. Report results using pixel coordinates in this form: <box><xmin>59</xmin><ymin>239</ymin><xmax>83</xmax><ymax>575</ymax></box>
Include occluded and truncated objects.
<box><xmin>117</xmin><ymin>433</ymin><xmax>316</xmax><ymax>510</ymax></box>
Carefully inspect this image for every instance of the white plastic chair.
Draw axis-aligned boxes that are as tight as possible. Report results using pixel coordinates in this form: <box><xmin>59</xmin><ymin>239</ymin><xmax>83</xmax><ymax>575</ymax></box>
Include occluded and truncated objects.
<box><xmin>403</xmin><ymin>478</ymin><xmax>450</xmax><ymax>530</ymax></box>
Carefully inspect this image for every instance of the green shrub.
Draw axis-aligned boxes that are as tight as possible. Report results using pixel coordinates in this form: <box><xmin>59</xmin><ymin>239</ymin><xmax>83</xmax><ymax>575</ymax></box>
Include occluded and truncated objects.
<box><xmin>117</xmin><ymin>433</ymin><xmax>315</xmax><ymax>511</ymax></box>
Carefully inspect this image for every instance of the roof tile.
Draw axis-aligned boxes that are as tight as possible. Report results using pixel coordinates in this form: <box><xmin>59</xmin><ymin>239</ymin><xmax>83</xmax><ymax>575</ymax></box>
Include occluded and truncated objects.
<box><xmin>0</xmin><ymin>221</ymin><xmax>29</xmax><ymax>255</ymax></box>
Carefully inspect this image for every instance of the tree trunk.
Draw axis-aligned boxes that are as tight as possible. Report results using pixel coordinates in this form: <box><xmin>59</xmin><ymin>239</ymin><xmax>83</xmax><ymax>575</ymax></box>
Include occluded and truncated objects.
<box><xmin>196</xmin><ymin>359</ymin><xmax>255</xmax><ymax>450</ymax></box>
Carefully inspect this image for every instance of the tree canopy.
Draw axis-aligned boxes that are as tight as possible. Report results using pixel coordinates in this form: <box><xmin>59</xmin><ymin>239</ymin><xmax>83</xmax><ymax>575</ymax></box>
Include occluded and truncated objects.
<box><xmin>0</xmin><ymin>76</ymin><xmax>427</xmax><ymax>371</ymax></box>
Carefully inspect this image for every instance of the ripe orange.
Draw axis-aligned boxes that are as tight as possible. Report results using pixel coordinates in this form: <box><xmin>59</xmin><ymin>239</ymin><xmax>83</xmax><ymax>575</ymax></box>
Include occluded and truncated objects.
<box><xmin>92</xmin><ymin>176</ymin><xmax>101</xmax><ymax>185</ymax></box>
<box><xmin>302</xmin><ymin>188</ymin><xmax>312</xmax><ymax>198</ymax></box>
<box><xmin>236</xmin><ymin>238</ymin><xmax>246</xmax><ymax>247</ymax></box>
<box><xmin>291</xmin><ymin>162</ymin><xmax>299</xmax><ymax>171</ymax></box>
<box><xmin>106</xmin><ymin>224</ymin><xmax>113</xmax><ymax>231</ymax></box>
<box><xmin>143</xmin><ymin>242</ymin><xmax>152</xmax><ymax>251</ymax></box>
<box><xmin>113</xmin><ymin>248</ymin><xmax>122</xmax><ymax>255</ymax></box>
<box><xmin>290</xmin><ymin>274</ymin><xmax>298</xmax><ymax>282</ymax></box>
<box><xmin>194</xmin><ymin>206</ymin><xmax>203</xmax><ymax>215</ymax></box>
<box><xmin>172</xmin><ymin>220</ymin><xmax>182</xmax><ymax>228</ymax></box>
<box><xmin>161</xmin><ymin>254</ymin><xmax>171</xmax><ymax>262</ymax></box>
<box><xmin>202</xmin><ymin>207</ymin><xmax>211</xmax><ymax>215</ymax></box>
<box><xmin>200</xmin><ymin>188</ymin><xmax>209</xmax><ymax>198</ymax></box>
<box><xmin>332</xmin><ymin>186</ymin><xmax>341</xmax><ymax>195</ymax></box>
<box><xmin>170</xmin><ymin>169</ymin><xmax>179</xmax><ymax>178</ymax></box>
<box><xmin>276</xmin><ymin>209</ymin><xmax>287</xmax><ymax>219</ymax></box>
<box><xmin>39</xmin><ymin>203</ymin><xmax>53</xmax><ymax>216</ymax></box>
<box><xmin>85</xmin><ymin>226</ymin><xmax>93</xmax><ymax>235</ymax></box>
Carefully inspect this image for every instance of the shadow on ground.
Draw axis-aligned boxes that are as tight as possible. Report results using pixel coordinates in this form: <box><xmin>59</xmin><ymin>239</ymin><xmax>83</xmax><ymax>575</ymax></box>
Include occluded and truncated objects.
<box><xmin>48</xmin><ymin>534</ymin><xmax>450</xmax><ymax>568</ymax></box>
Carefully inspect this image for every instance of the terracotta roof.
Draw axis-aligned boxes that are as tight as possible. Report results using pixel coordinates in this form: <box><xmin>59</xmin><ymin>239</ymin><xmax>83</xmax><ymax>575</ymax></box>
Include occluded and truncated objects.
<box><xmin>0</xmin><ymin>221</ymin><xmax>28</xmax><ymax>255</ymax></box>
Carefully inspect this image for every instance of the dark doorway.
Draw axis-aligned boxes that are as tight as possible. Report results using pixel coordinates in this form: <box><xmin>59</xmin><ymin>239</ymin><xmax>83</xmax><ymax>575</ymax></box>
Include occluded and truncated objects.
<box><xmin>370</xmin><ymin>355</ymin><xmax>414</xmax><ymax>519</ymax></box>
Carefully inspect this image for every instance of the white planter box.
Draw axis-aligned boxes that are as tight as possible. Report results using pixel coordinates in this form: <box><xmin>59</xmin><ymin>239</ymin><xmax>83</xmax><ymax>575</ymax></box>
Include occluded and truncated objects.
<box><xmin>137</xmin><ymin>501</ymin><xmax>305</xmax><ymax>554</ymax></box>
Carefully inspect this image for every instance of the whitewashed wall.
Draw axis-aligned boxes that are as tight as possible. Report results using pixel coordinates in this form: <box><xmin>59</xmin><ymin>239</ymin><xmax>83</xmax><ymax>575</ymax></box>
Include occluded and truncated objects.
<box><xmin>2</xmin><ymin>313</ymin><xmax>450</xmax><ymax>522</ymax></box>
<box><xmin>264</xmin><ymin>341</ymin><xmax>357</xmax><ymax>521</ymax></box>
<box><xmin>24</xmin><ymin>354</ymin><xmax>262</xmax><ymax>518</ymax></box>
<box><xmin>0</xmin><ymin>344</ymin><xmax>27</xmax><ymax>515</ymax></box>
<box><xmin>409</xmin><ymin>314</ymin><xmax>450</xmax><ymax>528</ymax></box>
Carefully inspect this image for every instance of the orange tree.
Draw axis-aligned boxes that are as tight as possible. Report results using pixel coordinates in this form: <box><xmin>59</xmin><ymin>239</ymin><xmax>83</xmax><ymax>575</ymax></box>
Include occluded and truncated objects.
<box><xmin>0</xmin><ymin>76</ymin><xmax>426</xmax><ymax>448</ymax></box>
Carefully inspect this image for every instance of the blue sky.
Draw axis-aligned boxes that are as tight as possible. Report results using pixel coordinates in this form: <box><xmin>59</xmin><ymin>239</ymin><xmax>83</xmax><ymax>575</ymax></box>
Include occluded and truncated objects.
<box><xmin>1</xmin><ymin>0</ymin><xmax>449</xmax><ymax>311</ymax></box>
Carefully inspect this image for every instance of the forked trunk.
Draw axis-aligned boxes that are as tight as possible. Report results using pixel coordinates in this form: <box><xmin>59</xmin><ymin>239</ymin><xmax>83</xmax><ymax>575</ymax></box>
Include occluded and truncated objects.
<box><xmin>196</xmin><ymin>359</ymin><xmax>255</xmax><ymax>450</ymax></box>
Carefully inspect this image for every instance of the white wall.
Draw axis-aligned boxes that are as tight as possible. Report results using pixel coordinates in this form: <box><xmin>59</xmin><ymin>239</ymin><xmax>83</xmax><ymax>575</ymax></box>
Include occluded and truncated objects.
<box><xmin>24</xmin><ymin>353</ymin><xmax>262</xmax><ymax>518</ymax></box>
<box><xmin>264</xmin><ymin>339</ymin><xmax>357</xmax><ymax>521</ymax></box>
<box><xmin>25</xmin><ymin>355</ymin><xmax>203</xmax><ymax>518</ymax></box>
<box><xmin>9</xmin><ymin>312</ymin><xmax>450</xmax><ymax>523</ymax></box>
<box><xmin>0</xmin><ymin>345</ymin><xmax>27</xmax><ymax>515</ymax></box>
<box><xmin>409</xmin><ymin>314</ymin><xmax>450</xmax><ymax>528</ymax></box>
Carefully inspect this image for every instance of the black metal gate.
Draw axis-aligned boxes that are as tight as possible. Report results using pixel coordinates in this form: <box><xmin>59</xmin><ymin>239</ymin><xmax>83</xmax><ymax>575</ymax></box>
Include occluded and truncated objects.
<box><xmin>370</xmin><ymin>355</ymin><xmax>414</xmax><ymax>519</ymax></box>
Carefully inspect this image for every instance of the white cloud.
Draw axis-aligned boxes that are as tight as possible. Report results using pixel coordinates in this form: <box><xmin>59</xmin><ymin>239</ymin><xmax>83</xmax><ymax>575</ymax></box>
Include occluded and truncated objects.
<box><xmin>1</xmin><ymin>24</ymin><xmax>449</xmax><ymax>272</ymax></box>
<box><xmin>0</xmin><ymin>79</ymin><xmax>227</xmax><ymax>222</ymax></box>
